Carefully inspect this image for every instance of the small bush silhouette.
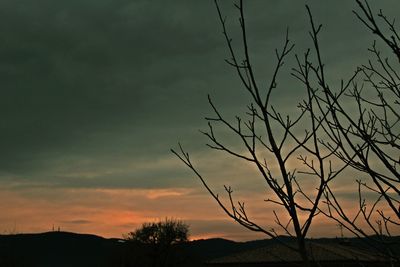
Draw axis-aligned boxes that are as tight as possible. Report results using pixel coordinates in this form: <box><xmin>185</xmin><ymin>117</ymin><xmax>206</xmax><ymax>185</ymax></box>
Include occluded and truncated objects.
<box><xmin>124</xmin><ymin>219</ymin><xmax>189</xmax><ymax>267</ymax></box>
<box><xmin>125</xmin><ymin>218</ymin><xmax>189</xmax><ymax>246</ymax></box>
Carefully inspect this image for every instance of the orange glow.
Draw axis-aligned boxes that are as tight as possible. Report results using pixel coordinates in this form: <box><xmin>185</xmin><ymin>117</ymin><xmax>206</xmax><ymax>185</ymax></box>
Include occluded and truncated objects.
<box><xmin>0</xmin><ymin>184</ymin><xmax>398</xmax><ymax>240</ymax></box>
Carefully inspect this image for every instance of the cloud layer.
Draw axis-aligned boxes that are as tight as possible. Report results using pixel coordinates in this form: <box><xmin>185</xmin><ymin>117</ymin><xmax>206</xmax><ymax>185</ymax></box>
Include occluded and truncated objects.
<box><xmin>1</xmin><ymin>0</ymin><xmax>399</xmax><ymax>239</ymax></box>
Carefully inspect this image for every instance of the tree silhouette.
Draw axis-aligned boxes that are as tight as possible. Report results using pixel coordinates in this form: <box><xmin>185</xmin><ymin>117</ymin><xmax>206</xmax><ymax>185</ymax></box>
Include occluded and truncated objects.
<box><xmin>307</xmin><ymin>0</ymin><xmax>400</xmax><ymax>261</ymax></box>
<box><xmin>125</xmin><ymin>219</ymin><xmax>189</xmax><ymax>267</ymax></box>
<box><xmin>173</xmin><ymin>1</ymin><xmax>345</xmax><ymax>265</ymax></box>
<box><xmin>173</xmin><ymin>0</ymin><xmax>399</xmax><ymax>266</ymax></box>
<box><xmin>125</xmin><ymin>219</ymin><xmax>189</xmax><ymax>246</ymax></box>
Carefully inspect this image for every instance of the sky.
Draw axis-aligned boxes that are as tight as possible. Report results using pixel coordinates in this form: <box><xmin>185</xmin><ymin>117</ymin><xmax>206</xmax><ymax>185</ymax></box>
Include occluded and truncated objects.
<box><xmin>0</xmin><ymin>0</ymin><xmax>399</xmax><ymax>241</ymax></box>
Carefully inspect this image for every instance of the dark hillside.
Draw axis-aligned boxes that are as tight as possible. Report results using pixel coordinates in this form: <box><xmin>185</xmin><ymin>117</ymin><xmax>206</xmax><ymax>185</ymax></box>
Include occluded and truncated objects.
<box><xmin>0</xmin><ymin>232</ymin><xmax>123</xmax><ymax>267</ymax></box>
<box><xmin>0</xmin><ymin>232</ymin><xmax>398</xmax><ymax>267</ymax></box>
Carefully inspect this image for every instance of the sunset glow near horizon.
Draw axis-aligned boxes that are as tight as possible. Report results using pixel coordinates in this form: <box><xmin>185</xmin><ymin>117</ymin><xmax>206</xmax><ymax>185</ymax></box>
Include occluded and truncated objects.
<box><xmin>0</xmin><ymin>186</ymin><xmax>357</xmax><ymax>240</ymax></box>
<box><xmin>1</xmin><ymin>0</ymin><xmax>399</xmax><ymax>241</ymax></box>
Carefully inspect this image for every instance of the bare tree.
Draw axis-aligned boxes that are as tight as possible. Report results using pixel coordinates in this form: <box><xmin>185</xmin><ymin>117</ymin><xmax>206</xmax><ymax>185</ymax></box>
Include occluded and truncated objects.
<box><xmin>301</xmin><ymin>0</ymin><xmax>400</xmax><ymax>261</ymax></box>
<box><xmin>173</xmin><ymin>0</ymin><xmax>399</xmax><ymax>265</ymax></box>
<box><xmin>172</xmin><ymin>1</ymin><xmax>350</xmax><ymax>265</ymax></box>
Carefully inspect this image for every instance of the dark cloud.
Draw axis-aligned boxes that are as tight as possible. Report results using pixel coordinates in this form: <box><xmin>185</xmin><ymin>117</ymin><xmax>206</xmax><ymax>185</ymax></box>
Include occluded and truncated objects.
<box><xmin>0</xmin><ymin>0</ymin><xmax>217</xmax><ymax>174</ymax></box>
<box><xmin>0</xmin><ymin>0</ymin><xmax>398</xmax><ymax>191</ymax></box>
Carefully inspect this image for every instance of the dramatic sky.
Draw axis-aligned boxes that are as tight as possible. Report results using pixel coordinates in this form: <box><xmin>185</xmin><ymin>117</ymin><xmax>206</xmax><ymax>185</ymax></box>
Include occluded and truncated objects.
<box><xmin>1</xmin><ymin>0</ymin><xmax>399</xmax><ymax>240</ymax></box>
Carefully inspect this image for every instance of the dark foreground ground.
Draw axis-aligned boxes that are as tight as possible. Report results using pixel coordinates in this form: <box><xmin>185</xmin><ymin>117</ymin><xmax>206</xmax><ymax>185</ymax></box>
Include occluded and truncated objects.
<box><xmin>0</xmin><ymin>231</ymin><xmax>399</xmax><ymax>267</ymax></box>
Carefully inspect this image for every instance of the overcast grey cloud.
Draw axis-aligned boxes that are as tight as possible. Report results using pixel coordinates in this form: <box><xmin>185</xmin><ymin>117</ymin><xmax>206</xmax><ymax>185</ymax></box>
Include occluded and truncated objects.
<box><xmin>1</xmin><ymin>0</ymin><xmax>399</xmax><ymax>238</ymax></box>
<box><xmin>0</xmin><ymin>0</ymin><xmax>217</xmax><ymax>177</ymax></box>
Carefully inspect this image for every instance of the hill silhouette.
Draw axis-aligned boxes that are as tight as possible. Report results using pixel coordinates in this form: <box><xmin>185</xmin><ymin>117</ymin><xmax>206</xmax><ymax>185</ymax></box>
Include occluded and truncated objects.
<box><xmin>0</xmin><ymin>232</ymin><xmax>399</xmax><ymax>267</ymax></box>
<box><xmin>0</xmin><ymin>231</ymin><xmax>122</xmax><ymax>267</ymax></box>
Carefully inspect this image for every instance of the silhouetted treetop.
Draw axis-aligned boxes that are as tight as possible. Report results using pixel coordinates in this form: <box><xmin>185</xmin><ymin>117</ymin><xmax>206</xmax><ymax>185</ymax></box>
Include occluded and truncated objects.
<box><xmin>125</xmin><ymin>219</ymin><xmax>189</xmax><ymax>247</ymax></box>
